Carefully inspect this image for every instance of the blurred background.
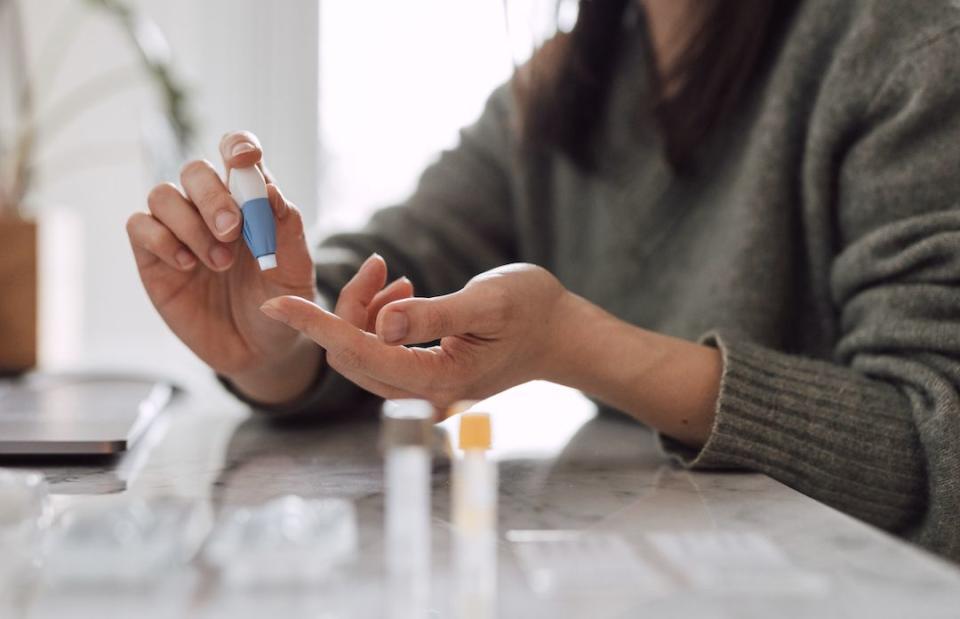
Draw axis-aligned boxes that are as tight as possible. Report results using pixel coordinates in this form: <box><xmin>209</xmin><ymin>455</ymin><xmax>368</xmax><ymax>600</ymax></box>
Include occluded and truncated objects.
<box><xmin>0</xmin><ymin>0</ymin><xmax>543</xmax><ymax>386</ymax></box>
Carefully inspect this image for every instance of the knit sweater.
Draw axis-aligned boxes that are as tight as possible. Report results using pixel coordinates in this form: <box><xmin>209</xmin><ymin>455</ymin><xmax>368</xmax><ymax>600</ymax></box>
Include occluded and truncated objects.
<box><xmin>246</xmin><ymin>0</ymin><xmax>960</xmax><ymax>562</ymax></box>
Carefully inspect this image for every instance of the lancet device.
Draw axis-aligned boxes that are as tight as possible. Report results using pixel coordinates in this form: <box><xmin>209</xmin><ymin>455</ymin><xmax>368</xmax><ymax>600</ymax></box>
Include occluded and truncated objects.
<box><xmin>229</xmin><ymin>165</ymin><xmax>277</xmax><ymax>270</ymax></box>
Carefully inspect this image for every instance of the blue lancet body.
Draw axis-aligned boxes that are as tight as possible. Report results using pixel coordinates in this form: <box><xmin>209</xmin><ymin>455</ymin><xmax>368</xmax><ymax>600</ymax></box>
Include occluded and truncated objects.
<box><xmin>241</xmin><ymin>197</ymin><xmax>276</xmax><ymax>263</ymax></box>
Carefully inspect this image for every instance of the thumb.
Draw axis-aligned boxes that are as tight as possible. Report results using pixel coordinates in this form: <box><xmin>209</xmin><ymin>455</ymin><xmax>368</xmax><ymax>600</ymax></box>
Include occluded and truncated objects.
<box><xmin>219</xmin><ymin>130</ymin><xmax>276</xmax><ymax>184</ymax></box>
<box><xmin>376</xmin><ymin>287</ymin><xmax>491</xmax><ymax>345</ymax></box>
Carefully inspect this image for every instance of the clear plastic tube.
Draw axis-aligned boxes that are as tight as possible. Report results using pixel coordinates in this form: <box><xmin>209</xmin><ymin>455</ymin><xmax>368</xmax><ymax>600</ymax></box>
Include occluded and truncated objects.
<box><xmin>386</xmin><ymin>446</ymin><xmax>431</xmax><ymax>617</ymax></box>
<box><xmin>382</xmin><ymin>399</ymin><xmax>434</xmax><ymax>618</ymax></box>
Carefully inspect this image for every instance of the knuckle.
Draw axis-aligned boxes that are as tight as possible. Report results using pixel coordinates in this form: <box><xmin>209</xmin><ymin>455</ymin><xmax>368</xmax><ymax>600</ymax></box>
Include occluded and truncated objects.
<box><xmin>125</xmin><ymin>212</ymin><xmax>146</xmax><ymax>236</ymax></box>
<box><xmin>425</xmin><ymin>306</ymin><xmax>451</xmax><ymax>337</ymax></box>
<box><xmin>194</xmin><ymin>184</ymin><xmax>232</xmax><ymax>213</ymax></box>
<box><xmin>146</xmin><ymin>183</ymin><xmax>178</xmax><ymax>212</ymax></box>
<box><xmin>285</xmin><ymin>202</ymin><xmax>303</xmax><ymax>223</ymax></box>
<box><xmin>179</xmin><ymin>159</ymin><xmax>214</xmax><ymax>185</ymax></box>
<box><xmin>486</xmin><ymin>285</ymin><xmax>513</xmax><ymax>325</ymax></box>
<box><xmin>209</xmin><ymin>192</ymin><xmax>237</xmax><ymax>215</ymax></box>
<box><xmin>140</xmin><ymin>227</ymin><xmax>167</xmax><ymax>255</ymax></box>
<box><xmin>330</xmin><ymin>346</ymin><xmax>364</xmax><ymax>373</ymax></box>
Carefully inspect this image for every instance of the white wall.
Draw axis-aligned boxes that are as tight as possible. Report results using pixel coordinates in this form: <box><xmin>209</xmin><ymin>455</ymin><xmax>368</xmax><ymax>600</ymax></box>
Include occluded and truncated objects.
<box><xmin>317</xmin><ymin>0</ymin><xmax>512</xmax><ymax>234</ymax></box>
<box><xmin>17</xmin><ymin>0</ymin><xmax>318</xmax><ymax>384</ymax></box>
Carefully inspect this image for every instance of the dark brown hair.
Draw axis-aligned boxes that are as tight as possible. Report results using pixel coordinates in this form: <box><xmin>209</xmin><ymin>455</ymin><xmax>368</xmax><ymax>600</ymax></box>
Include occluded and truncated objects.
<box><xmin>515</xmin><ymin>0</ymin><xmax>801</xmax><ymax>171</ymax></box>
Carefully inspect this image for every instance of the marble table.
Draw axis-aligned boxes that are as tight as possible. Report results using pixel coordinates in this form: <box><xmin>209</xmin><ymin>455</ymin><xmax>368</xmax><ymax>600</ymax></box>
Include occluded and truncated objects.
<box><xmin>4</xmin><ymin>379</ymin><xmax>960</xmax><ymax>618</ymax></box>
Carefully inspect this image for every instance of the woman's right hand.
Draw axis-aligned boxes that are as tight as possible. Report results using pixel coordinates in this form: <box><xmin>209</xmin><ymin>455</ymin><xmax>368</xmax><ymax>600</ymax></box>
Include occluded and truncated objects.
<box><xmin>126</xmin><ymin>131</ymin><xmax>413</xmax><ymax>405</ymax></box>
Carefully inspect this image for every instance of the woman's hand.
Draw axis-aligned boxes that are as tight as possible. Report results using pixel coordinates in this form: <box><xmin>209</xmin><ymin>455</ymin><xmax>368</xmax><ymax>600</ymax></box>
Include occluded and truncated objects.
<box><xmin>126</xmin><ymin>131</ymin><xmax>319</xmax><ymax>403</ymax></box>
<box><xmin>261</xmin><ymin>260</ymin><xmax>721</xmax><ymax>446</ymax></box>
<box><xmin>259</xmin><ymin>263</ymin><xmax>575</xmax><ymax>407</ymax></box>
<box><xmin>127</xmin><ymin>131</ymin><xmax>415</xmax><ymax>405</ymax></box>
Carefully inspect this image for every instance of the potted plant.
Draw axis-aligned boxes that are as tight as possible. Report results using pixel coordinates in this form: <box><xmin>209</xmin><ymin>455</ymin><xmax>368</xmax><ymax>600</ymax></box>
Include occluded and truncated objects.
<box><xmin>0</xmin><ymin>0</ymin><xmax>37</xmax><ymax>373</ymax></box>
<box><xmin>0</xmin><ymin>0</ymin><xmax>194</xmax><ymax>374</ymax></box>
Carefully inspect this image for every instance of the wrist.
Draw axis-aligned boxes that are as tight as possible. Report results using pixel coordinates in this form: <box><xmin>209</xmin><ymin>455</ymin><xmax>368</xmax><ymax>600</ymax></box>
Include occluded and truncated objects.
<box><xmin>543</xmin><ymin>293</ymin><xmax>721</xmax><ymax>447</ymax></box>
<box><xmin>226</xmin><ymin>335</ymin><xmax>325</xmax><ymax>406</ymax></box>
<box><xmin>541</xmin><ymin>290</ymin><xmax>607</xmax><ymax>386</ymax></box>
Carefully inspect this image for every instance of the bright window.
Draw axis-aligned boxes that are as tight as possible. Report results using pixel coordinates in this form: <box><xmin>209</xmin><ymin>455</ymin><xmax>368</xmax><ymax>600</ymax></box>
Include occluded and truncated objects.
<box><xmin>317</xmin><ymin>1</ymin><xmax>515</xmax><ymax>234</ymax></box>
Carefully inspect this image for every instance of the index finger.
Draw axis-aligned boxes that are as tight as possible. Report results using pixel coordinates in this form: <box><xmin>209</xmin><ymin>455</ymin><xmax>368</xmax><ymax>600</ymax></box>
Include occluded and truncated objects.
<box><xmin>219</xmin><ymin>130</ymin><xmax>275</xmax><ymax>184</ymax></box>
<box><xmin>261</xmin><ymin>296</ymin><xmax>444</xmax><ymax>393</ymax></box>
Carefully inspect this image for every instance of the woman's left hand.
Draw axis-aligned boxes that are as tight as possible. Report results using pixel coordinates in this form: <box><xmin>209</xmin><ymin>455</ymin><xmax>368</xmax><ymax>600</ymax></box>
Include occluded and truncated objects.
<box><xmin>259</xmin><ymin>263</ymin><xmax>576</xmax><ymax>407</ymax></box>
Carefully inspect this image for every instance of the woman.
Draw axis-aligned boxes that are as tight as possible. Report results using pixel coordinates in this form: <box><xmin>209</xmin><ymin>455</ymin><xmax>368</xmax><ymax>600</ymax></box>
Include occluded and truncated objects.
<box><xmin>126</xmin><ymin>0</ymin><xmax>960</xmax><ymax>562</ymax></box>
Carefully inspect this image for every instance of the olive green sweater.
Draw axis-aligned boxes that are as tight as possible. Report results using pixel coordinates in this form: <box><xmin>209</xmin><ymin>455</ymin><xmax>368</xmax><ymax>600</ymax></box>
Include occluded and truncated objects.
<box><xmin>245</xmin><ymin>0</ymin><xmax>960</xmax><ymax>562</ymax></box>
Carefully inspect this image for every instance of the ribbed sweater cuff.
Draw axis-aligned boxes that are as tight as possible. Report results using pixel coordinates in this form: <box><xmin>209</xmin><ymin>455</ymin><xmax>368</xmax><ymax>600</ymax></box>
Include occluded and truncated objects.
<box><xmin>656</xmin><ymin>331</ymin><xmax>748</xmax><ymax>469</ymax></box>
<box><xmin>656</xmin><ymin>331</ymin><xmax>924</xmax><ymax>529</ymax></box>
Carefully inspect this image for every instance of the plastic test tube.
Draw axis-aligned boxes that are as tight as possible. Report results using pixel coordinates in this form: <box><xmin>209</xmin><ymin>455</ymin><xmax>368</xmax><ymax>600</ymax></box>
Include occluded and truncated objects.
<box><xmin>452</xmin><ymin>412</ymin><xmax>497</xmax><ymax>619</ymax></box>
<box><xmin>382</xmin><ymin>399</ymin><xmax>434</xmax><ymax>618</ymax></box>
<box><xmin>228</xmin><ymin>165</ymin><xmax>277</xmax><ymax>270</ymax></box>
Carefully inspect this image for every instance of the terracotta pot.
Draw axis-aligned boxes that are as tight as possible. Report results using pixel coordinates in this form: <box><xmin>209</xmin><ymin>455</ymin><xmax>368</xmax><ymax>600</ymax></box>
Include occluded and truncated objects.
<box><xmin>0</xmin><ymin>217</ymin><xmax>38</xmax><ymax>374</ymax></box>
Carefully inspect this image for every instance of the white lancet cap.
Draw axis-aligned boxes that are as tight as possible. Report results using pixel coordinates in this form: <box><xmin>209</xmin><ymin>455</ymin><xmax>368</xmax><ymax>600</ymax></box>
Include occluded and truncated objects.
<box><xmin>257</xmin><ymin>254</ymin><xmax>278</xmax><ymax>270</ymax></box>
<box><xmin>229</xmin><ymin>166</ymin><xmax>268</xmax><ymax>204</ymax></box>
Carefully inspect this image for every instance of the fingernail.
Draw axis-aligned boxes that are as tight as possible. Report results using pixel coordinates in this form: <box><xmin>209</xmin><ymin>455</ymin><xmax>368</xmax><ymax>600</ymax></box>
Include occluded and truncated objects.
<box><xmin>363</xmin><ymin>252</ymin><xmax>382</xmax><ymax>267</ymax></box>
<box><xmin>175</xmin><ymin>249</ymin><xmax>196</xmax><ymax>270</ymax></box>
<box><xmin>260</xmin><ymin>302</ymin><xmax>288</xmax><ymax>323</ymax></box>
<box><xmin>215</xmin><ymin>210</ymin><xmax>239</xmax><ymax>235</ymax></box>
<box><xmin>380</xmin><ymin>311</ymin><xmax>408</xmax><ymax>344</ymax></box>
<box><xmin>231</xmin><ymin>142</ymin><xmax>255</xmax><ymax>157</ymax></box>
<box><xmin>209</xmin><ymin>245</ymin><xmax>232</xmax><ymax>269</ymax></box>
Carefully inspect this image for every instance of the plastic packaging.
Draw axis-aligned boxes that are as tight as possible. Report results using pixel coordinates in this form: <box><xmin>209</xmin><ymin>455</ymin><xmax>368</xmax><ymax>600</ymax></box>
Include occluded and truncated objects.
<box><xmin>382</xmin><ymin>399</ymin><xmax>434</xmax><ymax>618</ymax></box>
<box><xmin>0</xmin><ymin>470</ymin><xmax>50</xmax><ymax>598</ymax></box>
<box><xmin>229</xmin><ymin>165</ymin><xmax>277</xmax><ymax>270</ymax></box>
<box><xmin>44</xmin><ymin>497</ymin><xmax>209</xmax><ymax>586</ymax></box>
<box><xmin>204</xmin><ymin>495</ymin><xmax>356</xmax><ymax>586</ymax></box>
<box><xmin>0</xmin><ymin>469</ymin><xmax>50</xmax><ymax>542</ymax></box>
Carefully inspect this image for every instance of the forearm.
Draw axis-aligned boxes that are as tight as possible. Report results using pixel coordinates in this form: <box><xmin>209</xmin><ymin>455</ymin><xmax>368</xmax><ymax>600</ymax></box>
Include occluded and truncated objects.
<box><xmin>548</xmin><ymin>293</ymin><xmax>722</xmax><ymax>447</ymax></box>
<box><xmin>226</xmin><ymin>335</ymin><xmax>325</xmax><ymax>406</ymax></box>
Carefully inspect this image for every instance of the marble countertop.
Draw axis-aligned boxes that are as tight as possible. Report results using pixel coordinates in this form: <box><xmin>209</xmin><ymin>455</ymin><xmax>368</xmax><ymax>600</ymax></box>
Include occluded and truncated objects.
<box><xmin>4</xmin><ymin>379</ymin><xmax>960</xmax><ymax>618</ymax></box>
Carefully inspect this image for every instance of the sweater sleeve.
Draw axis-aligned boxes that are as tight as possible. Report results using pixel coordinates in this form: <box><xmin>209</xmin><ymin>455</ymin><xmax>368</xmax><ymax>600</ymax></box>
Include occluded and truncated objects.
<box><xmin>660</xmin><ymin>33</ymin><xmax>960</xmax><ymax>560</ymax></box>
<box><xmin>226</xmin><ymin>84</ymin><xmax>519</xmax><ymax>419</ymax></box>
<box><xmin>312</xmin><ymin>82</ymin><xmax>518</xmax><ymax>302</ymax></box>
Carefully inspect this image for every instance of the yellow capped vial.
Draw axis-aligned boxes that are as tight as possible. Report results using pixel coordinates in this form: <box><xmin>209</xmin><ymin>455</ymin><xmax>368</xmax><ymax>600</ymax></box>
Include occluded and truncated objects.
<box><xmin>459</xmin><ymin>413</ymin><xmax>491</xmax><ymax>450</ymax></box>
